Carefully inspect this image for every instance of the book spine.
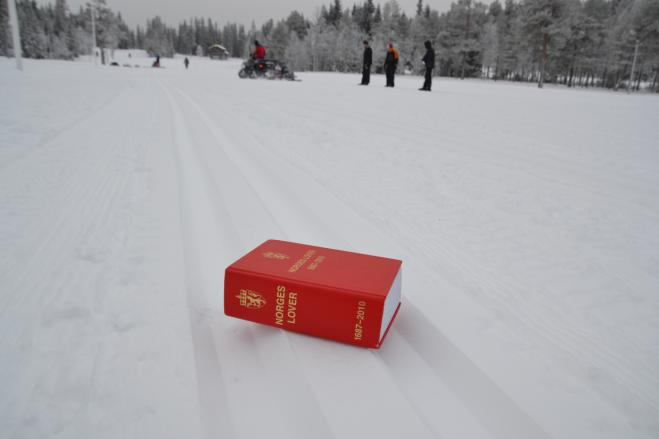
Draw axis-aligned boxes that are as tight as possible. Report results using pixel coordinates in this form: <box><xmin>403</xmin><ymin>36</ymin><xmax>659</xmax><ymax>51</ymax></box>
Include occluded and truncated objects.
<box><xmin>224</xmin><ymin>268</ymin><xmax>384</xmax><ymax>348</ymax></box>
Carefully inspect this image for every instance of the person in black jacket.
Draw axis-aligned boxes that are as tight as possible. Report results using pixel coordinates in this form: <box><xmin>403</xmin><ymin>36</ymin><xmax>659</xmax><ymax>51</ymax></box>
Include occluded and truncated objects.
<box><xmin>384</xmin><ymin>43</ymin><xmax>399</xmax><ymax>87</ymax></box>
<box><xmin>420</xmin><ymin>40</ymin><xmax>435</xmax><ymax>91</ymax></box>
<box><xmin>360</xmin><ymin>41</ymin><xmax>372</xmax><ymax>85</ymax></box>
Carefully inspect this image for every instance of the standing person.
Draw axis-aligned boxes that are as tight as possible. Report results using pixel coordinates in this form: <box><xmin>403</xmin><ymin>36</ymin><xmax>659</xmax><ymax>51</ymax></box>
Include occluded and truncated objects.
<box><xmin>384</xmin><ymin>43</ymin><xmax>399</xmax><ymax>87</ymax></box>
<box><xmin>360</xmin><ymin>40</ymin><xmax>372</xmax><ymax>85</ymax></box>
<box><xmin>420</xmin><ymin>40</ymin><xmax>435</xmax><ymax>91</ymax></box>
<box><xmin>184</xmin><ymin>57</ymin><xmax>189</xmax><ymax>69</ymax></box>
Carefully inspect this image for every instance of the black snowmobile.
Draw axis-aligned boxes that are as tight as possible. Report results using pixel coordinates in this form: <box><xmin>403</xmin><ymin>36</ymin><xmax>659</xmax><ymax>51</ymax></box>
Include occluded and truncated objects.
<box><xmin>238</xmin><ymin>58</ymin><xmax>297</xmax><ymax>81</ymax></box>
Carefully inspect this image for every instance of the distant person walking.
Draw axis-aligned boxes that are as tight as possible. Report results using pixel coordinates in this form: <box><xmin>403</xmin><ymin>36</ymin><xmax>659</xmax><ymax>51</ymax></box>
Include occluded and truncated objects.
<box><xmin>384</xmin><ymin>43</ymin><xmax>399</xmax><ymax>88</ymax></box>
<box><xmin>420</xmin><ymin>40</ymin><xmax>435</xmax><ymax>91</ymax></box>
<box><xmin>360</xmin><ymin>40</ymin><xmax>372</xmax><ymax>85</ymax></box>
<box><xmin>152</xmin><ymin>54</ymin><xmax>160</xmax><ymax>68</ymax></box>
<box><xmin>184</xmin><ymin>57</ymin><xmax>189</xmax><ymax>69</ymax></box>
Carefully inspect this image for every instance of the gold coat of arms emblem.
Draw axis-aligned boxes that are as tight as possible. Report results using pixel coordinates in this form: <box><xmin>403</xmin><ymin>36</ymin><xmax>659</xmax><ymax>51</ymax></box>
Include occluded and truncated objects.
<box><xmin>236</xmin><ymin>289</ymin><xmax>267</xmax><ymax>309</ymax></box>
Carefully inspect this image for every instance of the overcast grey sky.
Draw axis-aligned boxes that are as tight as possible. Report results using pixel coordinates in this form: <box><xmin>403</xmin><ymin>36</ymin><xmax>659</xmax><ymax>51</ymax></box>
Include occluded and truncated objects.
<box><xmin>48</xmin><ymin>0</ymin><xmax>456</xmax><ymax>29</ymax></box>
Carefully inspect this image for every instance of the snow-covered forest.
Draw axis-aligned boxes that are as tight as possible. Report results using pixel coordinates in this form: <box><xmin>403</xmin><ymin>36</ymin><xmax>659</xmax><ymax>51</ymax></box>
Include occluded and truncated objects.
<box><xmin>1</xmin><ymin>0</ymin><xmax>658</xmax><ymax>89</ymax></box>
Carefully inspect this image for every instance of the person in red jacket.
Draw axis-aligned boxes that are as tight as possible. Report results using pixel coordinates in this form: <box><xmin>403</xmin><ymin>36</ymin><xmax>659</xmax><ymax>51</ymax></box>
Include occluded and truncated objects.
<box><xmin>252</xmin><ymin>41</ymin><xmax>266</xmax><ymax>60</ymax></box>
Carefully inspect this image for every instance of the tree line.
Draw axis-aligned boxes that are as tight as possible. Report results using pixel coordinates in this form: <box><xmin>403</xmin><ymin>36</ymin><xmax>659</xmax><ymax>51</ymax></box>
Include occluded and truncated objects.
<box><xmin>0</xmin><ymin>0</ymin><xmax>249</xmax><ymax>60</ymax></box>
<box><xmin>2</xmin><ymin>0</ymin><xmax>658</xmax><ymax>91</ymax></box>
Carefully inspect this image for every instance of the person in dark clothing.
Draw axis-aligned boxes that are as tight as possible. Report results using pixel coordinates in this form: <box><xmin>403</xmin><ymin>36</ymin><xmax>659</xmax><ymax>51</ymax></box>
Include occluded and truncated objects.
<box><xmin>360</xmin><ymin>41</ymin><xmax>373</xmax><ymax>85</ymax></box>
<box><xmin>420</xmin><ymin>40</ymin><xmax>435</xmax><ymax>91</ymax></box>
<box><xmin>184</xmin><ymin>57</ymin><xmax>189</xmax><ymax>69</ymax></box>
<box><xmin>384</xmin><ymin>43</ymin><xmax>399</xmax><ymax>87</ymax></box>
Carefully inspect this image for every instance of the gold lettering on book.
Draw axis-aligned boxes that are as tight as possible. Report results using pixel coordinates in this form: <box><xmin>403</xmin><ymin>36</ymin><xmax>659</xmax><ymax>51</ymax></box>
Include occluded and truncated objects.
<box><xmin>275</xmin><ymin>285</ymin><xmax>298</xmax><ymax>325</ymax></box>
<box><xmin>307</xmin><ymin>255</ymin><xmax>325</xmax><ymax>271</ymax></box>
<box><xmin>236</xmin><ymin>289</ymin><xmax>267</xmax><ymax>309</ymax></box>
<box><xmin>263</xmin><ymin>252</ymin><xmax>289</xmax><ymax>260</ymax></box>
<box><xmin>288</xmin><ymin>250</ymin><xmax>316</xmax><ymax>272</ymax></box>
<box><xmin>354</xmin><ymin>300</ymin><xmax>367</xmax><ymax>341</ymax></box>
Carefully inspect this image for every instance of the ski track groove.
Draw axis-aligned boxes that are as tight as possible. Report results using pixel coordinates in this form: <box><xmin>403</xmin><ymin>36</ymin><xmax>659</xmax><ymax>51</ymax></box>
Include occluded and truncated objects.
<box><xmin>4</xmin><ymin>60</ymin><xmax>657</xmax><ymax>439</ymax></box>
<box><xmin>0</xmin><ymin>86</ymin><xmax>127</xmax><ymax>174</ymax></box>
<box><xmin>172</xmin><ymin>82</ymin><xmax>425</xmax><ymax>438</ymax></box>
<box><xmin>3</xmin><ymin>82</ymin><xmax>156</xmax><ymax>437</ymax></box>
<box><xmin>0</xmin><ymin>89</ymin><xmax>139</xmax><ymax>320</ymax></box>
<box><xmin>197</xmin><ymin>82</ymin><xmax>659</xmax><ymax>415</ymax></box>
<box><xmin>167</xmin><ymin>81</ymin><xmax>339</xmax><ymax>439</ymax></box>
<box><xmin>78</xmin><ymin>84</ymin><xmax>160</xmax><ymax>429</ymax></box>
<box><xmin>247</xmin><ymin>93</ymin><xmax>659</xmax><ymax>215</ymax></box>
<box><xmin>398</xmin><ymin>225</ymin><xmax>659</xmax><ymax>413</ymax></box>
<box><xmin>222</xmin><ymin>103</ymin><xmax>548</xmax><ymax>439</ymax></box>
<box><xmin>172</xmin><ymin>80</ymin><xmax>559</xmax><ymax>439</ymax></box>
<box><xmin>160</xmin><ymin>81</ymin><xmax>236</xmax><ymax>439</ymax></box>
<box><xmin>165</xmin><ymin>79</ymin><xmax>337</xmax><ymax>439</ymax></box>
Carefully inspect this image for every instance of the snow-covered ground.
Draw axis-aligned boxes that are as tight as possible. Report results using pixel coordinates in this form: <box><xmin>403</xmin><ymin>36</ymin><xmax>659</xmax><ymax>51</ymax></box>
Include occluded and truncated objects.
<box><xmin>1</xmin><ymin>55</ymin><xmax>658</xmax><ymax>439</ymax></box>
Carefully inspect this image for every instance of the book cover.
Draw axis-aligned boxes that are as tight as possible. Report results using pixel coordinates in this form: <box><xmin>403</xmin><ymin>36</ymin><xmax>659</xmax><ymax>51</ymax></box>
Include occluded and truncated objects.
<box><xmin>224</xmin><ymin>239</ymin><xmax>402</xmax><ymax>348</ymax></box>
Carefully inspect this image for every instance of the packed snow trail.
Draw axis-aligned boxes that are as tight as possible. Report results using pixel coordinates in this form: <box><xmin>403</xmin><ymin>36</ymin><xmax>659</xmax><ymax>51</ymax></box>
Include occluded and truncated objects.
<box><xmin>164</xmin><ymin>60</ymin><xmax>659</xmax><ymax>438</ymax></box>
<box><xmin>165</xmin><ymin>80</ymin><xmax>554</xmax><ymax>438</ymax></box>
<box><xmin>1</xmin><ymin>57</ymin><xmax>658</xmax><ymax>439</ymax></box>
<box><xmin>1</xmin><ymin>65</ymin><xmax>217</xmax><ymax>438</ymax></box>
<box><xmin>161</xmin><ymin>79</ymin><xmax>548</xmax><ymax>439</ymax></box>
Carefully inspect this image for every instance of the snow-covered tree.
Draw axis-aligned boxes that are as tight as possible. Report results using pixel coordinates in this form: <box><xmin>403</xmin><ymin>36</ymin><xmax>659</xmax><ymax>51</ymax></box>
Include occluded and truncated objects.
<box><xmin>17</xmin><ymin>0</ymin><xmax>49</xmax><ymax>59</ymax></box>
<box><xmin>3</xmin><ymin>0</ymin><xmax>655</xmax><ymax>91</ymax></box>
<box><xmin>521</xmin><ymin>0</ymin><xmax>570</xmax><ymax>87</ymax></box>
<box><xmin>480</xmin><ymin>20</ymin><xmax>499</xmax><ymax>77</ymax></box>
<box><xmin>0</xmin><ymin>0</ymin><xmax>9</xmax><ymax>56</ymax></box>
<box><xmin>144</xmin><ymin>16</ymin><xmax>174</xmax><ymax>56</ymax></box>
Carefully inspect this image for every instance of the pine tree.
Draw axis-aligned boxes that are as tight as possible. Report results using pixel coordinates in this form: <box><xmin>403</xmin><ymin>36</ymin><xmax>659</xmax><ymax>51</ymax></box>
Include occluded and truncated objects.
<box><xmin>2</xmin><ymin>0</ymin><xmax>653</xmax><ymax>90</ymax></box>
<box><xmin>18</xmin><ymin>0</ymin><xmax>49</xmax><ymax>59</ymax></box>
<box><xmin>237</xmin><ymin>24</ymin><xmax>247</xmax><ymax>57</ymax></box>
<box><xmin>327</xmin><ymin>0</ymin><xmax>343</xmax><ymax>27</ymax></box>
<box><xmin>54</xmin><ymin>0</ymin><xmax>68</xmax><ymax>36</ymax></box>
<box><xmin>270</xmin><ymin>20</ymin><xmax>290</xmax><ymax>58</ymax></box>
<box><xmin>286</xmin><ymin>11</ymin><xmax>308</xmax><ymax>39</ymax></box>
<box><xmin>459</xmin><ymin>0</ymin><xmax>473</xmax><ymax>79</ymax></box>
<box><xmin>0</xmin><ymin>0</ymin><xmax>9</xmax><ymax>56</ymax></box>
<box><xmin>359</xmin><ymin>0</ymin><xmax>376</xmax><ymax>34</ymax></box>
<box><xmin>374</xmin><ymin>5</ymin><xmax>382</xmax><ymax>25</ymax></box>
<box><xmin>496</xmin><ymin>0</ymin><xmax>519</xmax><ymax>79</ymax></box>
<box><xmin>144</xmin><ymin>16</ymin><xmax>174</xmax><ymax>56</ymax></box>
<box><xmin>480</xmin><ymin>20</ymin><xmax>499</xmax><ymax>78</ymax></box>
<box><xmin>631</xmin><ymin>0</ymin><xmax>659</xmax><ymax>91</ymax></box>
<box><xmin>522</xmin><ymin>0</ymin><xmax>569</xmax><ymax>87</ymax></box>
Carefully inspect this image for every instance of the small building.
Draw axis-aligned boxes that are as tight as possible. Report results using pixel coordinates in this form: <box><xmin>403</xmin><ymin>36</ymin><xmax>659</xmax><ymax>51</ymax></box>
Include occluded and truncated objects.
<box><xmin>208</xmin><ymin>44</ymin><xmax>230</xmax><ymax>60</ymax></box>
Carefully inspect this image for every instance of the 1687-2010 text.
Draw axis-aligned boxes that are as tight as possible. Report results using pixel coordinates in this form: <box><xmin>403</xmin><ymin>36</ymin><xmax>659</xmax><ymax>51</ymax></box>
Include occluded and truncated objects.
<box><xmin>354</xmin><ymin>300</ymin><xmax>366</xmax><ymax>341</ymax></box>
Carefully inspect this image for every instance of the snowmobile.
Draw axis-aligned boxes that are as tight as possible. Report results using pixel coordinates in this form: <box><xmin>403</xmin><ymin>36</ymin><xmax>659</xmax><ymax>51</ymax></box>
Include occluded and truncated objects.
<box><xmin>238</xmin><ymin>59</ymin><xmax>298</xmax><ymax>81</ymax></box>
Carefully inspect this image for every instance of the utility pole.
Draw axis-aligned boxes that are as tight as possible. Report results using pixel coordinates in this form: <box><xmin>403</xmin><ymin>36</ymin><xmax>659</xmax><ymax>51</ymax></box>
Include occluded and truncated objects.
<box><xmin>90</xmin><ymin>1</ymin><xmax>97</xmax><ymax>65</ymax></box>
<box><xmin>628</xmin><ymin>36</ymin><xmax>639</xmax><ymax>93</ymax></box>
<box><xmin>7</xmin><ymin>0</ymin><xmax>23</xmax><ymax>71</ymax></box>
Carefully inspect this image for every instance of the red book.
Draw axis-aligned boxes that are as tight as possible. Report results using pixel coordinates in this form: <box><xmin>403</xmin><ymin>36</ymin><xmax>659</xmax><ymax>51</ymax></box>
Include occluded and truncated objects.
<box><xmin>224</xmin><ymin>239</ymin><xmax>402</xmax><ymax>348</ymax></box>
